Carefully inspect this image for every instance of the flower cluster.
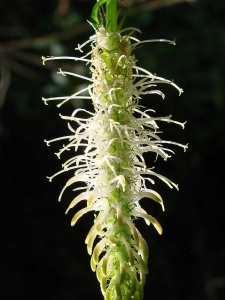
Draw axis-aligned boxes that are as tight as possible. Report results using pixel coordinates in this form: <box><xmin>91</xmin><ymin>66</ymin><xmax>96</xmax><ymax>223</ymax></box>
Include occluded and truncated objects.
<box><xmin>43</xmin><ymin>26</ymin><xmax>187</xmax><ymax>300</ymax></box>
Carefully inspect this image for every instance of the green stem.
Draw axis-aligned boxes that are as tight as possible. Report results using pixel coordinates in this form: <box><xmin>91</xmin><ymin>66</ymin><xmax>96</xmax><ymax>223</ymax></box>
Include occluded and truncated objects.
<box><xmin>106</xmin><ymin>0</ymin><xmax>117</xmax><ymax>32</ymax></box>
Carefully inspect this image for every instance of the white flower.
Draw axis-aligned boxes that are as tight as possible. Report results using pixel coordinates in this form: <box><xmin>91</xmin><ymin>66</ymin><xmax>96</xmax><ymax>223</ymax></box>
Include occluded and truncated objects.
<box><xmin>43</xmin><ymin>26</ymin><xmax>187</xmax><ymax>300</ymax></box>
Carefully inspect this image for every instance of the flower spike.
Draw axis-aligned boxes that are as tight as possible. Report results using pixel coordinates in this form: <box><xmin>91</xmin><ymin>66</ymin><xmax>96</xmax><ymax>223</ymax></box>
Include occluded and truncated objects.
<box><xmin>43</xmin><ymin>2</ymin><xmax>186</xmax><ymax>299</ymax></box>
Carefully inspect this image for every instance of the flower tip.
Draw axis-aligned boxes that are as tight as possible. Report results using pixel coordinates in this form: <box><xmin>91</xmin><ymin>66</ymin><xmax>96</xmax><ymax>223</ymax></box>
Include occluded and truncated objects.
<box><xmin>75</xmin><ymin>44</ymin><xmax>84</xmax><ymax>53</ymax></box>
<box><xmin>42</xmin><ymin>56</ymin><xmax>46</xmax><ymax>65</ymax></box>
<box><xmin>42</xmin><ymin>97</ymin><xmax>48</xmax><ymax>105</ymax></box>
<box><xmin>172</xmin><ymin>38</ymin><xmax>176</xmax><ymax>45</ymax></box>
<box><xmin>179</xmin><ymin>88</ymin><xmax>184</xmax><ymax>96</ymax></box>
<box><xmin>57</xmin><ymin>68</ymin><xmax>66</xmax><ymax>76</ymax></box>
<box><xmin>155</xmin><ymin>222</ymin><xmax>163</xmax><ymax>235</ymax></box>
<box><xmin>44</xmin><ymin>139</ymin><xmax>50</xmax><ymax>146</ymax></box>
<box><xmin>182</xmin><ymin>120</ymin><xmax>187</xmax><ymax>129</ymax></box>
<box><xmin>54</xmin><ymin>152</ymin><xmax>61</xmax><ymax>159</ymax></box>
<box><xmin>46</xmin><ymin>176</ymin><xmax>52</xmax><ymax>182</ymax></box>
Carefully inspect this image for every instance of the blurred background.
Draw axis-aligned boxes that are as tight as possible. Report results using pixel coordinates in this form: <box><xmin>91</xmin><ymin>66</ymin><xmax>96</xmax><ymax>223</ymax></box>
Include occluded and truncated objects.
<box><xmin>1</xmin><ymin>0</ymin><xmax>225</xmax><ymax>299</ymax></box>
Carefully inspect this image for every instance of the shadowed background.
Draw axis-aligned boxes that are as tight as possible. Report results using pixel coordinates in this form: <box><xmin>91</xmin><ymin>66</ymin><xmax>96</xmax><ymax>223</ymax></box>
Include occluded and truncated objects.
<box><xmin>0</xmin><ymin>0</ymin><xmax>225</xmax><ymax>299</ymax></box>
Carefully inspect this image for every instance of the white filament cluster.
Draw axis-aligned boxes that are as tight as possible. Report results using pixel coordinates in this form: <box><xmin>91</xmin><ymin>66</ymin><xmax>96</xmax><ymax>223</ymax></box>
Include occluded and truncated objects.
<box><xmin>43</xmin><ymin>26</ymin><xmax>187</xmax><ymax>300</ymax></box>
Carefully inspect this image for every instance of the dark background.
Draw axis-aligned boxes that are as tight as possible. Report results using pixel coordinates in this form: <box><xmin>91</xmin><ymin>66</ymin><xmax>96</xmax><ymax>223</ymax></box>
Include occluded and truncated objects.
<box><xmin>1</xmin><ymin>0</ymin><xmax>225</xmax><ymax>299</ymax></box>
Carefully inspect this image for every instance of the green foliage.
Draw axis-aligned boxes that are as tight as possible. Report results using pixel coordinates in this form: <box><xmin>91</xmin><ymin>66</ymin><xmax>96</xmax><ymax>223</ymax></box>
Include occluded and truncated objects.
<box><xmin>91</xmin><ymin>0</ymin><xmax>109</xmax><ymax>30</ymax></box>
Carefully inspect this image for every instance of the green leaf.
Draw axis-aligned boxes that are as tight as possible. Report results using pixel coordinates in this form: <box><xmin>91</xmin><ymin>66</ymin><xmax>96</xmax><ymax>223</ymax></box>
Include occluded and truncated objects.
<box><xmin>91</xmin><ymin>0</ymin><xmax>108</xmax><ymax>28</ymax></box>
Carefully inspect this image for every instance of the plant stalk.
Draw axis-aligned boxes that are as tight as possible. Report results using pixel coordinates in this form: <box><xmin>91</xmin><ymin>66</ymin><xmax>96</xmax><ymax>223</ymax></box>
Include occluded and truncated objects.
<box><xmin>106</xmin><ymin>0</ymin><xmax>117</xmax><ymax>32</ymax></box>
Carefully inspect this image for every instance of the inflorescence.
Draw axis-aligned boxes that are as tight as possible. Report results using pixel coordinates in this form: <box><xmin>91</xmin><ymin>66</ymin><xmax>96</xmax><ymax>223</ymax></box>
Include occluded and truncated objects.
<box><xmin>43</xmin><ymin>25</ymin><xmax>187</xmax><ymax>300</ymax></box>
